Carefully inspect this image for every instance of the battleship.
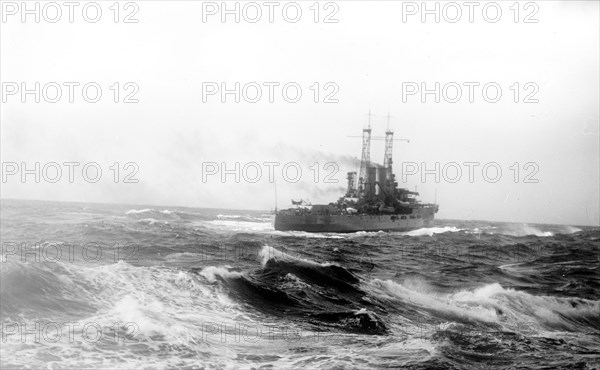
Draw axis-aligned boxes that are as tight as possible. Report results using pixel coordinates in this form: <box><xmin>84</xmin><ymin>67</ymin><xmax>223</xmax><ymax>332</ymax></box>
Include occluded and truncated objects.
<box><xmin>274</xmin><ymin>119</ymin><xmax>439</xmax><ymax>232</ymax></box>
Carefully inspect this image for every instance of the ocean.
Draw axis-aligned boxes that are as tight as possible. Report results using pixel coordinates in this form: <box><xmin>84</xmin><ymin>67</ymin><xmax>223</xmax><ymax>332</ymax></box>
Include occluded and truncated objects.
<box><xmin>1</xmin><ymin>199</ymin><xmax>599</xmax><ymax>369</ymax></box>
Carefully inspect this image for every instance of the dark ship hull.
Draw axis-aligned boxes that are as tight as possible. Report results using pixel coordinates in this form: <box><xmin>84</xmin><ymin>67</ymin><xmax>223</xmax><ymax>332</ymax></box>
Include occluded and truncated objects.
<box><xmin>274</xmin><ymin>206</ymin><xmax>436</xmax><ymax>233</ymax></box>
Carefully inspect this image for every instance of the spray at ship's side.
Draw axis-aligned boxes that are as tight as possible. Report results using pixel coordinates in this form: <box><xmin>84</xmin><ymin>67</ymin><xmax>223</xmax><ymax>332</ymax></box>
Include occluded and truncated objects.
<box><xmin>274</xmin><ymin>116</ymin><xmax>439</xmax><ymax>232</ymax></box>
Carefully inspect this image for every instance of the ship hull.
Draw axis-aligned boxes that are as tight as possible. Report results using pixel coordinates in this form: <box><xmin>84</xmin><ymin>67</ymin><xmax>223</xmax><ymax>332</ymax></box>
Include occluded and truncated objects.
<box><xmin>274</xmin><ymin>212</ymin><xmax>435</xmax><ymax>233</ymax></box>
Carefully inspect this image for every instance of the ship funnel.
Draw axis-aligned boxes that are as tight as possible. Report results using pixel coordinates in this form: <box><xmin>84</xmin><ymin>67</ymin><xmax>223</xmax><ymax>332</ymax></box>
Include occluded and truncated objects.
<box><xmin>366</xmin><ymin>166</ymin><xmax>377</xmax><ymax>197</ymax></box>
<box><xmin>346</xmin><ymin>172</ymin><xmax>357</xmax><ymax>197</ymax></box>
<box><xmin>383</xmin><ymin>129</ymin><xmax>394</xmax><ymax>194</ymax></box>
<box><xmin>377</xmin><ymin>166</ymin><xmax>387</xmax><ymax>198</ymax></box>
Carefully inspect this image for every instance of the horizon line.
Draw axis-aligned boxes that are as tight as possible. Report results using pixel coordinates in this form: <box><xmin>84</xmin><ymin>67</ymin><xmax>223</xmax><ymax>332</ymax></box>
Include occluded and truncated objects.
<box><xmin>1</xmin><ymin>197</ymin><xmax>598</xmax><ymax>228</ymax></box>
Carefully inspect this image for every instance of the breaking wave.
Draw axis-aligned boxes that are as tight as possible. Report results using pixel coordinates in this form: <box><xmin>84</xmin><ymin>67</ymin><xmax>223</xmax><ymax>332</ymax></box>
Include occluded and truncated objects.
<box><xmin>403</xmin><ymin>226</ymin><xmax>462</xmax><ymax>237</ymax></box>
<box><xmin>195</xmin><ymin>246</ymin><xmax>387</xmax><ymax>335</ymax></box>
<box><xmin>366</xmin><ymin>279</ymin><xmax>600</xmax><ymax>334</ymax></box>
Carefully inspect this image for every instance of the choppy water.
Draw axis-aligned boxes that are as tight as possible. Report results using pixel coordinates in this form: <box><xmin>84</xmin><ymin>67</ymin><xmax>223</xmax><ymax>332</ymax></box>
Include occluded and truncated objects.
<box><xmin>1</xmin><ymin>199</ymin><xmax>599</xmax><ymax>369</ymax></box>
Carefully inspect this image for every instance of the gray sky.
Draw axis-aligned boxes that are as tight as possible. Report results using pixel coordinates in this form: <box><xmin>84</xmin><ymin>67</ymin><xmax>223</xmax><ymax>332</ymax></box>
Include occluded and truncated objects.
<box><xmin>1</xmin><ymin>1</ymin><xmax>599</xmax><ymax>226</ymax></box>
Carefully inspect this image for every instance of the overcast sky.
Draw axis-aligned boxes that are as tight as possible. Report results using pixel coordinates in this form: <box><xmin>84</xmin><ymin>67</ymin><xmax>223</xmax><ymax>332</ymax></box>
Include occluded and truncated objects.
<box><xmin>1</xmin><ymin>1</ymin><xmax>598</xmax><ymax>226</ymax></box>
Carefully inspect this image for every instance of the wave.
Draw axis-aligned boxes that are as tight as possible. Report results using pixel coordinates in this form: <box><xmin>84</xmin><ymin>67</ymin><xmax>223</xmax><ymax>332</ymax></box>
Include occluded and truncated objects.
<box><xmin>366</xmin><ymin>279</ymin><xmax>600</xmax><ymax>334</ymax></box>
<box><xmin>1</xmin><ymin>258</ymin><xmax>265</xmax><ymax>369</ymax></box>
<box><xmin>217</xmin><ymin>214</ymin><xmax>272</xmax><ymax>222</ymax></box>
<box><xmin>258</xmin><ymin>245</ymin><xmax>332</xmax><ymax>268</ymax></box>
<box><xmin>137</xmin><ymin>218</ymin><xmax>161</xmax><ymax>225</ymax></box>
<box><xmin>126</xmin><ymin>208</ymin><xmax>177</xmax><ymax>215</ymax></box>
<box><xmin>498</xmin><ymin>224</ymin><xmax>554</xmax><ymax>237</ymax></box>
<box><xmin>260</xmin><ymin>245</ymin><xmax>359</xmax><ymax>287</ymax></box>
<box><xmin>474</xmin><ymin>224</ymin><xmax>583</xmax><ymax>237</ymax></box>
<box><xmin>449</xmin><ymin>283</ymin><xmax>600</xmax><ymax>332</ymax></box>
<box><xmin>125</xmin><ymin>208</ymin><xmax>177</xmax><ymax>222</ymax></box>
<box><xmin>0</xmin><ymin>259</ymin><xmax>98</xmax><ymax>320</ymax></box>
<box><xmin>562</xmin><ymin>225</ymin><xmax>583</xmax><ymax>234</ymax></box>
<box><xmin>164</xmin><ymin>251</ymin><xmax>207</xmax><ymax>262</ymax></box>
<box><xmin>205</xmin><ymin>220</ymin><xmax>273</xmax><ymax>233</ymax></box>
<box><xmin>403</xmin><ymin>226</ymin><xmax>462</xmax><ymax>237</ymax></box>
<box><xmin>194</xmin><ymin>245</ymin><xmax>387</xmax><ymax>335</ymax></box>
<box><xmin>348</xmin><ymin>231</ymin><xmax>386</xmax><ymax>238</ymax></box>
<box><xmin>125</xmin><ymin>208</ymin><xmax>154</xmax><ymax>215</ymax></box>
<box><xmin>199</xmin><ymin>265</ymin><xmax>244</xmax><ymax>283</ymax></box>
<box><xmin>270</xmin><ymin>230</ymin><xmax>346</xmax><ymax>239</ymax></box>
<box><xmin>1</xmin><ymin>259</ymin><xmax>246</xmax><ymax>332</ymax></box>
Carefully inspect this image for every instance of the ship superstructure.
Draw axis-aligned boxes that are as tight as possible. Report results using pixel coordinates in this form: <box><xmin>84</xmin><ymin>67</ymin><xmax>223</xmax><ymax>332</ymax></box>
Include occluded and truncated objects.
<box><xmin>274</xmin><ymin>116</ymin><xmax>438</xmax><ymax>232</ymax></box>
